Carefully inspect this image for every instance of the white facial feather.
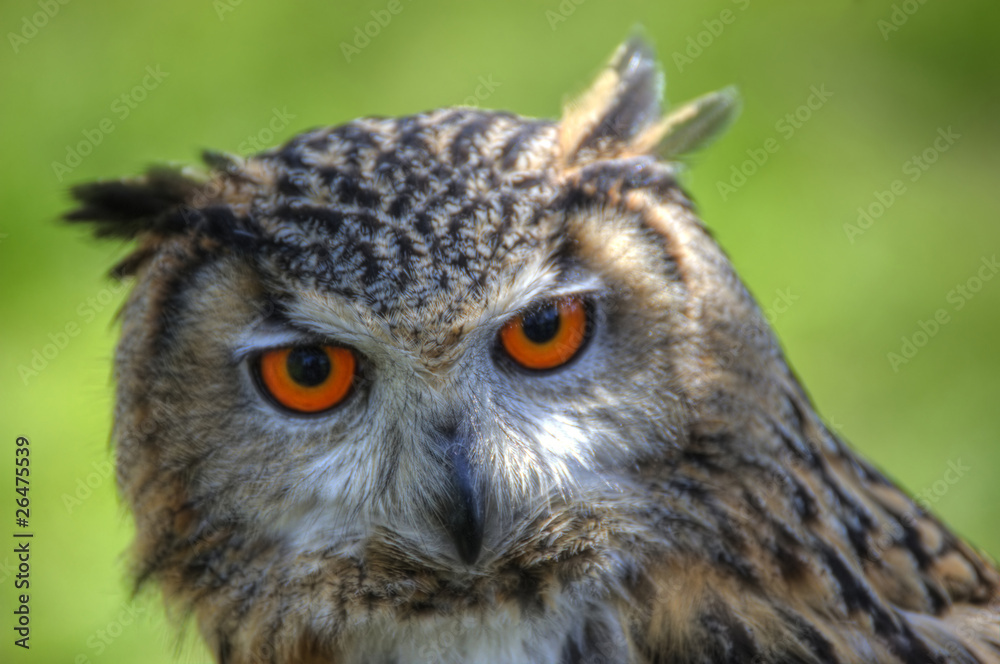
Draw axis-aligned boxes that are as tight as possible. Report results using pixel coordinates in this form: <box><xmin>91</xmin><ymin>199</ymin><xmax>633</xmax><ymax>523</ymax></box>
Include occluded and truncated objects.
<box><xmin>241</xmin><ymin>264</ymin><xmax>623</xmax><ymax>561</ymax></box>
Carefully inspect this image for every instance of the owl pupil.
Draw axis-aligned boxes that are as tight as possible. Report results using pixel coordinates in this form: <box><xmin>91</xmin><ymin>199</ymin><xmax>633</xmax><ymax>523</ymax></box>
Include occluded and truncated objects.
<box><xmin>522</xmin><ymin>304</ymin><xmax>560</xmax><ymax>343</ymax></box>
<box><xmin>287</xmin><ymin>347</ymin><xmax>331</xmax><ymax>386</ymax></box>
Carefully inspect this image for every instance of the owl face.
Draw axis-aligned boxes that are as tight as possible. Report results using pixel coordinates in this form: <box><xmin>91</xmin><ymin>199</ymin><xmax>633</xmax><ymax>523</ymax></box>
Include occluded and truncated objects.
<box><xmin>118</xmin><ymin>127</ymin><xmax>692</xmax><ymax>570</ymax></box>
<box><xmin>72</xmin><ymin>38</ymin><xmax>760</xmax><ymax>662</ymax></box>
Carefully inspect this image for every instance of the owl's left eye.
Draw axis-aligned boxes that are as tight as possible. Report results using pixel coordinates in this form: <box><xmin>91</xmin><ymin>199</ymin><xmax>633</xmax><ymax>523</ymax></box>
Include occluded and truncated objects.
<box><xmin>255</xmin><ymin>345</ymin><xmax>356</xmax><ymax>414</ymax></box>
<box><xmin>499</xmin><ymin>296</ymin><xmax>590</xmax><ymax>371</ymax></box>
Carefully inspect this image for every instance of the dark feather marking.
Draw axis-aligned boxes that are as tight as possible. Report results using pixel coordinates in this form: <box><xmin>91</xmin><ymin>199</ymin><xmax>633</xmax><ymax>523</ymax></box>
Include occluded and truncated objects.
<box><xmin>788</xmin><ymin>472</ymin><xmax>821</xmax><ymax>522</ymax></box>
<box><xmin>814</xmin><ymin>538</ymin><xmax>943</xmax><ymax>663</ymax></box>
<box><xmin>172</xmin><ymin>206</ymin><xmax>260</xmax><ymax>250</ymax></box>
<box><xmin>736</xmin><ymin>451</ymin><xmax>819</xmax><ymax>523</ymax></box>
<box><xmin>444</xmin><ymin>178</ymin><xmax>464</xmax><ymax>199</ymax></box>
<box><xmin>775</xmin><ymin>606</ymin><xmax>838</xmax><ymax>663</ymax></box>
<box><xmin>217</xmin><ymin>631</ymin><xmax>232</xmax><ymax>664</ymax></box>
<box><xmin>574</xmin><ymin>158</ymin><xmax>678</xmax><ymax>199</ymax></box>
<box><xmin>335</xmin><ymin>178</ymin><xmax>381</xmax><ymax>209</ymax></box>
<box><xmin>924</xmin><ymin>578</ymin><xmax>950</xmax><ymax>615</ymax></box>
<box><xmin>275</xmin><ymin>205</ymin><xmax>345</xmax><ymax>234</ymax></box>
<box><xmin>772</xmin><ymin>534</ymin><xmax>811</xmax><ymax>582</ymax></box>
<box><xmin>302</xmin><ymin>132</ymin><xmax>332</xmax><ymax>154</ymax></box>
<box><xmin>899</xmin><ymin>517</ymin><xmax>934</xmax><ymax>570</ymax></box>
<box><xmin>698</xmin><ymin>602</ymin><xmax>762</xmax><ymax>664</ymax></box>
<box><xmin>508</xmin><ymin>173</ymin><xmax>548</xmax><ymax>191</ymax></box>
<box><xmin>844</xmin><ymin>512</ymin><xmax>876</xmax><ymax>563</ymax></box>
<box><xmin>413</xmin><ymin>210</ymin><xmax>434</xmax><ymax>237</ymax></box>
<box><xmin>449</xmin><ymin>113</ymin><xmax>499</xmax><ymax>166</ymax></box>
<box><xmin>634</xmin><ymin>222</ymin><xmax>684</xmax><ymax>283</ymax></box>
<box><xmin>150</xmin><ymin>247</ymin><xmax>215</xmax><ymax>355</ymax></box>
<box><xmin>818</xmin><ymin>541</ymin><xmax>884</xmax><ymax>615</ymax></box>
<box><xmin>784</xmin><ymin>390</ymin><xmax>807</xmax><ymax>433</ymax></box>
<box><xmin>767</xmin><ymin>414</ymin><xmax>881</xmax><ymax>569</ymax></box>
<box><xmin>387</xmin><ymin>193</ymin><xmax>411</xmax><ymax>218</ymax></box>
<box><xmin>550</xmin><ymin>158</ymin><xmax>678</xmax><ymax>222</ymax></box>
<box><xmin>500</xmin><ymin>120</ymin><xmax>549</xmax><ymax>170</ymax></box>
<box><xmin>395</xmin><ymin>117</ymin><xmax>431</xmax><ymax>157</ymax></box>
<box><xmin>560</xmin><ymin>632</ymin><xmax>583</xmax><ymax>664</ymax></box>
<box><xmin>274</xmin><ymin>142</ymin><xmax>307</xmax><ymax>169</ymax></box>
<box><xmin>111</xmin><ymin>247</ymin><xmax>158</xmax><ymax>279</ymax></box>
<box><xmin>887</xmin><ymin>621</ymin><xmax>948</xmax><ymax>664</ymax></box>
<box><xmin>374</xmin><ymin>431</ymin><xmax>403</xmax><ymax>505</ymax></box>
<box><xmin>317</xmin><ymin>166</ymin><xmax>346</xmax><ymax>189</ymax></box>
<box><xmin>276</xmin><ymin>173</ymin><xmax>306</xmax><ymax>198</ymax></box>
<box><xmin>765</xmin><ymin>413</ymin><xmax>822</xmax><ymax>469</ymax></box>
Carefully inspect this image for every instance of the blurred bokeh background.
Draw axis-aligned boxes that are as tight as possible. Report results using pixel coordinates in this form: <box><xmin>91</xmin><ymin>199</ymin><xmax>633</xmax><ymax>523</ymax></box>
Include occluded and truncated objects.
<box><xmin>1</xmin><ymin>1</ymin><xmax>998</xmax><ymax>661</ymax></box>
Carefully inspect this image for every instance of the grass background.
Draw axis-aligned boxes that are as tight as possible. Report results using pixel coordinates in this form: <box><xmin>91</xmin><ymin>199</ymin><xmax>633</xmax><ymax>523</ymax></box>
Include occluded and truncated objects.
<box><xmin>1</xmin><ymin>0</ymin><xmax>998</xmax><ymax>661</ymax></box>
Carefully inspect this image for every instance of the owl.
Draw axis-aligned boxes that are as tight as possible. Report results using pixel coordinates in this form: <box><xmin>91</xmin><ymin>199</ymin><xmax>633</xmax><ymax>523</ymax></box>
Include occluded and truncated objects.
<box><xmin>68</xmin><ymin>38</ymin><xmax>998</xmax><ymax>664</ymax></box>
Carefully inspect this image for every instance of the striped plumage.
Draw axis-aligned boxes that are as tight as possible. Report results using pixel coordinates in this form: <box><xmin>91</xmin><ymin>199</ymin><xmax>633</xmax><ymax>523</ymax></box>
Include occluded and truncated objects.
<box><xmin>69</xmin><ymin>38</ymin><xmax>999</xmax><ymax>663</ymax></box>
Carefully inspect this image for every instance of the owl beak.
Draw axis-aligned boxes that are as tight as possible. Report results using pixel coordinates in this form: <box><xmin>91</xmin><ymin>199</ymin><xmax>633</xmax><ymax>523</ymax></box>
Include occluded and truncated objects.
<box><xmin>440</xmin><ymin>434</ymin><xmax>484</xmax><ymax>566</ymax></box>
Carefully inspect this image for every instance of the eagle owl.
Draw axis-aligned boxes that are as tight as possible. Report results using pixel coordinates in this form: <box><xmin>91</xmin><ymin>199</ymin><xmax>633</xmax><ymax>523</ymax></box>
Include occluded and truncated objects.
<box><xmin>69</xmin><ymin>39</ymin><xmax>998</xmax><ymax>663</ymax></box>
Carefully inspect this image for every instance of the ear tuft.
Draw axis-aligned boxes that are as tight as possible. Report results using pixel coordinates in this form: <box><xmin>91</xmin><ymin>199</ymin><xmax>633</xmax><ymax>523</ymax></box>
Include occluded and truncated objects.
<box><xmin>559</xmin><ymin>36</ymin><xmax>739</xmax><ymax>166</ymax></box>
<box><xmin>641</xmin><ymin>86</ymin><xmax>740</xmax><ymax>159</ymax></box>
<box><xmin>64</xmin><ymin>166</ymin><xmax>207</xmax><ymax>239</ymax></box>
<box><xmin>559</xmin><ymin>35</ymin><xmax>664</xmax><ymax>166</ymax></box>
<box><xmin>201</xmin><ymin>149</ymin><xmax>242</xmax><ymax>174</ymax></box>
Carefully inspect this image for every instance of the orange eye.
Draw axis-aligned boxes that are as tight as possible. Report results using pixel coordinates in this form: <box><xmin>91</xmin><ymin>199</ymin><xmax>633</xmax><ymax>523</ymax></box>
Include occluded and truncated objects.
<box><xmin>499</xmin><ymin>297</ymin><xmax>589</xmax><ymax>370</ymax></box>
<box><xmin>256</xmin><ymin>345</ymin><xmax>356</xmax><ymax>414</ymax></box>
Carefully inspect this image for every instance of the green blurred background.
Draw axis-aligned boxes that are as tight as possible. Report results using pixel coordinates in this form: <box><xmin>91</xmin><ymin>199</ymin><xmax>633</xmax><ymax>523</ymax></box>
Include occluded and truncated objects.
<box><xmin>1</xmin><ymin>0</ymin><xmax>998</xmax><ymax>661</ymax></box>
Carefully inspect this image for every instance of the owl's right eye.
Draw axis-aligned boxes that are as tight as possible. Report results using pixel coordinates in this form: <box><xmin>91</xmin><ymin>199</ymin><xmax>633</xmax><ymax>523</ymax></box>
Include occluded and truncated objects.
<box><xmin>255</xmin><ymin>345</ymin><xmax>356</xmax><ymax>414</ymax></box>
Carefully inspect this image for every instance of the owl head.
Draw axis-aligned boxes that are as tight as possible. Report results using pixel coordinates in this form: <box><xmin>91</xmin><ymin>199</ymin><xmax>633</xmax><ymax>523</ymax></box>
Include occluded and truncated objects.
<box><xmin>66</xmin><ymin>38</ymin><xmax>809</xmax><ymax>660</ymax></box>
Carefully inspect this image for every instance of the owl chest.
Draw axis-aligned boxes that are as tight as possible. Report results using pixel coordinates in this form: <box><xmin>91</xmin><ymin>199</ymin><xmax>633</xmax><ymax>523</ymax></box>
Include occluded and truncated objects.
<box><xmin>336</xmin><ymin>604</ymin><xmax>625</xmax><ymax>664</ymax></box>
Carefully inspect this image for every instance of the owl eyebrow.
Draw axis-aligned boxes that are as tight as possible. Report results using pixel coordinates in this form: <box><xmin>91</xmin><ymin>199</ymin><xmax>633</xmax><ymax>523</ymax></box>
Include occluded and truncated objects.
<box><xmin>232</xmin><ymin>300</ymin><xmax>345</xmax><ymax>359</ymax></box>
<box><xmin>526</xmin><ymin>268</ymin><xmax>604</xmax><ymax>301</ymax></box>
<box><xmin>485</xmin><ymin>271</ymin><xmax>606</xmax><ymax>328</ymax></box>
<box><xmin>236</xmin><ymin>289</ymin><xmax>404</xmax><ymax>359</ymax></box>
<box><xmin>528</xmin><ymin>276</ymin><xmax>604</xmax><ymax>307</ymax></box>
<box><xmin>232</xmin><ymin>324</ymin><xmax>320</xmax><ymax>360</ymax></box>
